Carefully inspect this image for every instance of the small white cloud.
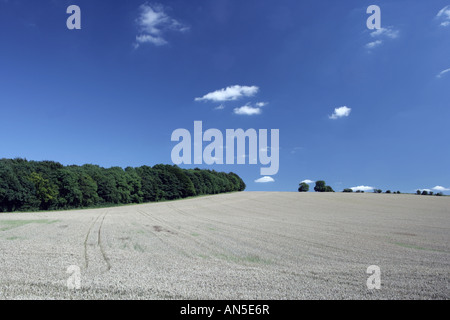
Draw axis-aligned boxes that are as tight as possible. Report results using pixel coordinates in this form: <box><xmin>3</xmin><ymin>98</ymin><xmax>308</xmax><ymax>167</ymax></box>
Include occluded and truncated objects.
<box><xmin>301</xmin><ymin>179</ymin><xmax>315</xmax><ymax>184</ymax></box>
<box><xmin>432</xmin><ymin>186</ymin><xmax>450</xmax><ymax>191</ymax></box>
<box><xmin>351</xmin><ymin>186</ymin><xmax>374</xmax><ymax>192</ymax></box>
<box><xmin>135</xmin><ymin>34</ymin><xmax>167</xmax><ymax>46</ymax></box>
<box><xmin>255</xmin><ymin>102</ymin><xmax>268</xmax><ymax>107</ymax></box>
<box><xmin>365</xmin><ymin>40</ymin><xmax>383</xmax><ymax>49</ymax></box>
<box><xmin>134</xmin><ymin>3</ymin><xmax>187</xmax><ymax>48</ymax></box>
<box><xmin>255</xmin><ymin>176</ymin><xmax>275</xmax><ymax>183</ymax></box>
<box><xmin>195</xmin><ymin>85</ymin><xmax>259</xmax><ymax>102</ymax></box>
<box><xmin>370</xmin><ymin>27</ymin><xmax>399</xmax><ymax>39</ymax></box>
<box><xmin>215</xmin><ymin>104</ymin><xmax>225</xmax><ymax>110</ymax></box>
<box><xmin>365</xmin><ymin>26</ymin><xmax>399</xmax><ymax>50</ymax></box>
<box><xmin>329</xmin><ymin>106</ymin><xmax>351</xmax><ymax>120</ymax></box>
<box><xmin>437</xmin><ymin>6</ymin><xmax>450</xmax><ymax>26</ymax></box>
<box><xmin>233</xmin><ymin>104</ymin><xmax>262</xmax><ymax>116</ymax></box>
<box><xmin>437</xmin><ymin>68</ymin><xmax>450</xmax><ymax>78</ymax></box>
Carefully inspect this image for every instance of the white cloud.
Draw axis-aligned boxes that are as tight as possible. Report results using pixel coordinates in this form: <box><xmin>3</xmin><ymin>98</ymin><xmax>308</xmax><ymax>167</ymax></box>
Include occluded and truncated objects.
<box><xmin>255</xmin><ymin>176</ymin><xmax>275</xmax><ymax>183</ymax></box>
<box><xmin>329</xmin><ymin>106</ymin><xmax>351</xmax><ymax>120</ymax></box>
<box><xmin>135</xmin><ymin>34</ymin><xmax>167</xmax><ymax>46</ymax></box>
<box><xmin>255</xmin><ymin>102</ymin><xmax>268</xmax><ymax>107</ymax></box>
<box><xmin>215</xmin><ymin>104</ymin><xmax>225</xmax><ymax>110</ymax></box>
<box><xmin>134</xmin><ymin>3</ymin><xmax>187</xmax><ymax>48</ymax></box>
<box><xmin>437</xmin><ymin>68</ymin><xmax>450</xmax><ymax>78</ymax></box>
<box><xmin>195</xmin><ymin>85</ymin><xmax>259</xmax><ymax>102</ymax></box>
<box><xmin>437</xmin><ymin>6</ymin><xmax>450</xmax><ymax>26</ymax></box>
<box><xmin>351</xmin><ymin>186</ymin><xmax>374</xmax><ymax>192</ymax></box>
<box><xmin>301</xmin><ymin>179</ymin><xmax>315</xmax><ymax>184</ymax></box>
<box><xmin>365</xmin><ymin>26</ymin><xmax>399</xmax><ymax>50</ymax></box>
<box><xmin>432</xmin><ymin>186</ymin><xmax>450</xmax><ymax>192</ymax></box>
<box><xmin>233</xmin><ymin>104</ymin><xmax>262</xmax><ymax>116</ymax></box>
<box><xmin>365</xmin><ymin>40</ymin><xmax>383</xmax><ymax>49</ymax></box>
<box><xmin>370</xmin><ymin>27</ymin><xmax>399</xmax><ymax>39</ymax></box>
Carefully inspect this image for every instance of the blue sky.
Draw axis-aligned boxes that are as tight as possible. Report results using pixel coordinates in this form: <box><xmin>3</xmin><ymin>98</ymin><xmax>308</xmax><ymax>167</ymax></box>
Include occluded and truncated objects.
<box><xmin>0</xmin><ymin>0</ymin><xmax>449</xmax><ymax>193</ymax></box>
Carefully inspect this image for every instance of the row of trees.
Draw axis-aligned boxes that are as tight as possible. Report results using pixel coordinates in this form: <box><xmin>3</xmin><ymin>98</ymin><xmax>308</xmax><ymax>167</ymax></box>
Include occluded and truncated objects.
<box><xmin>343</xmin><ymin>189</ymin><xmax>401</xmax><ymax>194</ymax></box>
<box><xmin>298</xmin><ymin>181</ymin><xmax>334</xmax><ymax>192</ymax></box>
<box><xmin>0</xmin><ymin>158</ymin><xmax>246</xmax><ymax>212</ymax></box>
<box><xmin>416</xmin><ymin>190</ymin><xmax>444</xmax><ymax>196</ymax></box>
<box><xmin>298</xmin><ymin>182</ymin><xmax>445</xmax><ymax>196</ymax></box>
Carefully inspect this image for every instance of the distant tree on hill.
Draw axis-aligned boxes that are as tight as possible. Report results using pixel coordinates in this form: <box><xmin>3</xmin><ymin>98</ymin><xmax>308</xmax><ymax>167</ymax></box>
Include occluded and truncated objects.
<box><xmin>314</xmin><ymin>180</ymin><xmax>326</xmax><ymax>192</ymax></box>
<box><xmin>422</xmin><ymin>190</ymin><xmax>428</xmax><ymax>195</ymax></box>
<box><xmin>314</xmin><ymin>180</ymin><xmax>334</xmax><ymax>192</ymax></box>
<box><xmin>385</xmin><ymin>190</ymin><xmax>391</xmax><ymax>194</ymax></box>
<box><xmin>416</xmin><ymin>190</ymin><xmax>421</xmax><ymax>195</ymax></box>
<box><xmin>298</xmin><ymin>182</ymin><xmax>309</xmax><ymax>192</ymax></box>
<box><xmin>343</xmin><ymin>188</ymin><xmax>353</xmax><ymax>193</ymax></box>
<box><xmin>429</xmin><ymin>191</ymin><xmax>434</xmax><ymax>196</ymax></box>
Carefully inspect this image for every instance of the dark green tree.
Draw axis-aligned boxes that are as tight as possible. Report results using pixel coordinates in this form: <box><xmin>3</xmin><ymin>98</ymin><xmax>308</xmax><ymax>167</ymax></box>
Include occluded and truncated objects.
<box><xmin>314</xmin><ymin>180</ymin><xmax>334</xmax><ymax>192</ymax></box>
<box><xmin>298</xmin><ymin>182</ymin><xmax>309</xmax><ymax>192</ymax></box>
<box><xmin>78</xmin><ymin>172</ymin><xmax>99</xmax><ymax>207</ymax></box>
<box><xmin>28</xmin><ymin>172</ymin><xmax>58</xmax><ymax>210</ymax></box>
<box><xmin>314</xmin><ymin>180</ymin><xmax>326</xmax><ymax>192</ymax></box>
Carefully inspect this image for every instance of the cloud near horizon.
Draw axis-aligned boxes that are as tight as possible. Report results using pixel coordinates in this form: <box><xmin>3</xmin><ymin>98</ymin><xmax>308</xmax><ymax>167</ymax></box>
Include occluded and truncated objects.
<box><xmin>301</xmin><ymin>179</ymin><xmax>315</xmax><ymax>184</ymax></box>
<box><xmin>432</xmin><ymin>186</ymin><xmax>450</xmax><ymax>192</ymax></box>
<box><xmin>255</xmin><ymin>176</ymin><xmax>275</xmax><ymax>183</ymax></box>
<box><xmin>329</xmin><ymin>106</ymin><xmax>351</xmax><ymax>120</ymax></box>
<box><xmin>351</xmin><ymin>186</ymin><xmax>374</xmax><ymax>192</ymax></box>
<box><xmin>134</xmin><ymin>3</ymin><xmax>188</xmax><ymax>48</ymax></box>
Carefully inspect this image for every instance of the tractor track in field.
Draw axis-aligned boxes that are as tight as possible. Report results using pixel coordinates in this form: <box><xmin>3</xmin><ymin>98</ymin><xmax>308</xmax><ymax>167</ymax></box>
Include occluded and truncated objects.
<box><xmin>83</xmin><ymin>211</ymin><xmax>111</xmax><ymax>272</ymax></box>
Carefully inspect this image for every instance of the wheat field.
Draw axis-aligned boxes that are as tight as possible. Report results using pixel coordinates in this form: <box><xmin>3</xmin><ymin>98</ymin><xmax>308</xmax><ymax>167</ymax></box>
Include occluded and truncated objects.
<box><xmin>0</xmin><ymin>192</ymin><xmax>448</xmax><ymax>299</ymax></box>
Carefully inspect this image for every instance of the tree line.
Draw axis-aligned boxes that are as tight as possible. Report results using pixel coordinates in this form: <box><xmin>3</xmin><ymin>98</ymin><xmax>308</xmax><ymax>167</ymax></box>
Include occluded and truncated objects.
<box><xmin>298</xmin><ymin>180</ymin><xmax>445</xmax><ymax>196</ymax></box>
<box><xmin>0</xmin><ymin>158</ymin><xmax>246</xmax><ymax>212</ymax></box>
<box><xmin>416</xmin><ymin>190</ymin><xmax>444</xmax><ymax>196</ymax></box>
